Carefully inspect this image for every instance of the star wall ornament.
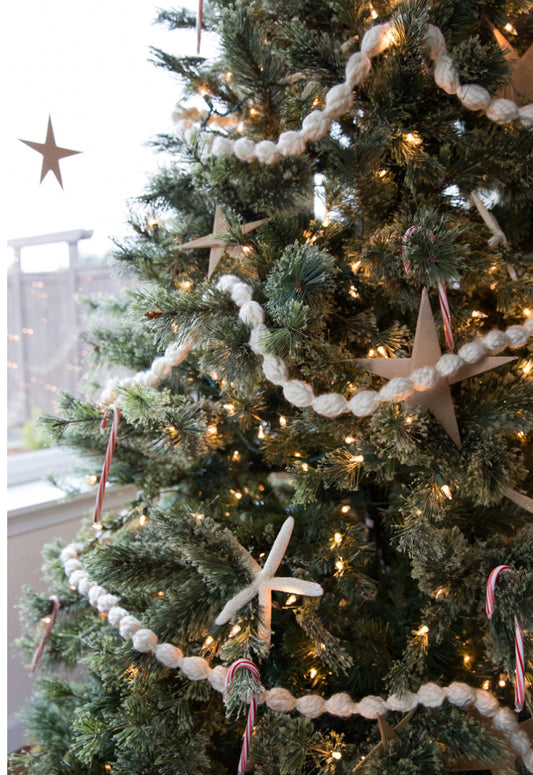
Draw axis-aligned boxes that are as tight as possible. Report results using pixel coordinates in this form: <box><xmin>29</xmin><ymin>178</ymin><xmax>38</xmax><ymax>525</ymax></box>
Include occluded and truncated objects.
<box><xmin>179</xmin><ymin>206</ymin><xmax>266</xmax><ymax>278</ymax></box>
<box><xmin>19</xmin><ymin>115</ymin><xmax>81</xmax><ymax>189</ymax></box>
<box><xmin>357</xmin><ymin>289</ymin><xmax>515</xmax><ymax>447</ymax></box>
<box><xmin>352</xmin><ymin>709</ymin><xmax>416</xmax><ymax>771</ymax></box>
<box><xmin>215</xmin><ymin>516</ymin><xmax>323</xmax><ymax>643</ymax></box>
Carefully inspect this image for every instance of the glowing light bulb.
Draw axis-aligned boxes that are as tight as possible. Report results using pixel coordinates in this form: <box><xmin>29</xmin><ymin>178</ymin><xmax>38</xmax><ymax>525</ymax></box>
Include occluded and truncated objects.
<box><xmin>333</xmin><ymin>532</ymin><xmax>343</xmax><ymax>545</ymax></box>
<box><xmin>234</xmin><ymin>490</ymin><xmax>242</xmax><ymax>500</ymax></box>
<box><xmin>341</xmin><ymin>505</ymin><xmax>350</xmax><ymax>513</ymax></box>
<box><xmin>193</xmin><ymin>512</ymin><xmax>204</xmax><ymax>521</ymax></box>
<box><xmin>463</xmin><ymin>654</ymin><xmax>471</xmax><ymax>664</ymax></box>
<box><xmin>279</xmin><ymin>415</ymin><xmax>287</xmax><ymax>427</ymax></box>
<box><xmin>257</xmin><ymin>425</ymin><xmax>265</xmax><ymax>439</ymax></box>
<box><xmin>41</xmin><ymin>616</ymin><xmax>52</xmax><ymax>624</ymax></box>
<box><xmin>93</xmin><ymin>523</ymin><xmax>103</xmax><ymax>531</ymax></box>
<box><xmin>294</xmin><ymin>452</ymin><xmax>301</xmax><ymax>458</ymax></box>
<box><xmin>309</xmin><ymin>668</ymin><xmax>317</xmax><ymax>679</ymax></box>
<box><xmin>345</xmin><ymin>435</ymin><xmax>355</xmax><ymax>444</ymax></box>
<box><xmin>207</xmin><ymin>424</ymin><xmax>217</xmax><ymax>436</ymax></box>
<box><xmin>405</xmin><ymin>132</ymin><xmax>422</xmax><ymax>146</ymax></box>
<box><xmin>369</xmin><ymin>4</ymin><xmax>378</xmax><ymax>18</ymax></box>
<box><xmin>223</xmin><ymin>403</ymin><xmax>235</xmax><ymax>415</ymax></box>
<box><xmin>301</xmin><ymin>463</ymin><xmax>309</xmax><ymax>472</ymax></box>
<box><xmin>377</xmin><ymin>345</ymin><xmax>387</xmax><ymax>357</ymax></box>
<box><xmin>351</xmin><ymin>260</ymin><xmax>361</xmax><ymax>273</ymax></box>
<box><xmin>335</xmin><ymin>560</ymin><xmax>344</xmax><ymax>572</ymax></box>
<box><xmin>178</xmin><ymin>279</ymin><xmax>192</xmax><ymax>290</ymax></box>
<box><xmin>232</xmin><ymin>450</ymin><xmax>240</xmax><ymax>461</ymax></box>
<box><xmin>249</xmin><ymin>107</ymin><xmax>259</xmax><ymax>117</ymax></box>
<box><xmin>349</xmin><ymin>285</ymin><xmax>359</xmax><ymax>299</ymax></box>
<box><xmin>524</xmin><ymin>308</ymin><xmax>531</xmax><ymax>317</ymax></box>
<box><xmin>352</xmin><ymin>455</ymin><xmax>364</xmax><ymax>464</ymax></box>
<box><xmin>440</xmin><ymin>484</ymin><xmax>453</xmax><ymax>500</ymax></box>
<box><xmin>504</xmin><ymin>22</ymin><xmax>517</xmax><ymax>34</ymax></box>
<box><xmin>229</xmin><ymin>625</ymin><xmax>241</xmax><ymax>637</ymax></box>
<box><xmin>203</xmin><ymin>636</ymin><xmax>214</xmax><ymax>648</ymax></box>
<box><xmin>105</xmin><ymin>765</ymin><xmax>113</xmax><ymax>773</ymax></box>
<box><xmin>86</xmin><ymin>474</ymin><xmax>98</xmax><ymax>486</ymax></box>
<box><xmin>286</xmin><ymin>595</ymin><xmax>297</xmax><ymax>605</ymax></box>
<box><xmin>332</xmin><ymin>751</ymin><xmax>342</xmax><ymax>760</ymax></box>
<box><xmin>139</xmin><ymin>514</ymin><xmax>147</xmax><ymax>526</ymax></box>
<box><xmin>482</xmin><ymin>680</ymin><xmax>490</xmax><ymax>691</ymax></box>
<box><xmin>157</xmin><ymin>590</ymin><xmax>165</xmax><ymax>598</ymax></box>
<box><xmin>499</xmin><ymin>675</ymin><xmax>507</xmax><ymax>687</ymax></box>
<box><xmin>367</xmin><ymin>348</ymin><xmax>376</xmax><ymax>357</ymax></box>
<box><xmin>471</xmin><ymin>310</ymin><xmax>488</xmax><ymax>318</ymax></box>
<box><xmin>405</xmin><ymin>416</ymin><xmax>413</xmax><ymax>424</ymax></box>
<box><xmin>522</xmin><ymin>361</ymin><xmax>532</xmax><ymax>375</ymax></box>
<box><xmin>417</xmin><ymin>625</ymin><xmax>429</xmax><ymax>637</ymax></box>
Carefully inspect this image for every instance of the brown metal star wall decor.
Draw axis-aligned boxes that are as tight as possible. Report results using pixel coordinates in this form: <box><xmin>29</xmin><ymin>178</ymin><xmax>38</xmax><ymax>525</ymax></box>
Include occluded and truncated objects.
<box><xmin>19</xmin><ymin>115</ymin><xmax>81</xmax><ymax>189</ymax></box>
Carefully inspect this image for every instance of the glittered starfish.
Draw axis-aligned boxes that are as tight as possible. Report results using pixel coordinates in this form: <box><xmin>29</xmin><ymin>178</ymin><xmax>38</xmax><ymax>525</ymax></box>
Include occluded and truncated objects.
<box><xmin>179</xmin><ymin>206</ymin><xmax>266</xmax><ymax>278</ymax></box>
<box><xmin>358</xmin><ymin>289</ymin><xmax>515</xmax><ymax>447</ymax></box>
<box><xmin>215</xmin><ymin>517</ymin><xmax>323</xmax><ymax>642</ymax></box>
<box><xmin>19</xmin><ymin>115</ymin><xmax>81</xmax><ymax>189</ymax></box>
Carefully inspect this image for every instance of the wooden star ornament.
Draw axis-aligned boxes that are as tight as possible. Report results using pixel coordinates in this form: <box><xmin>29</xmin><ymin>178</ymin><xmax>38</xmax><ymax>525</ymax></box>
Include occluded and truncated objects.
<box><xmin>357</xmin><ymin>289</ymin><xmax>515</xmax><ymax>447</ymax></box>
<box><xmin>352</xmin><ymin>709</ymin><xmax>417</xmax><ymax>771</ymax></box>
<box><xmin>179</xmin><ymin>206</ymin><xmax>266</xmax><ymax>278</ymax></box>
<box><xmin>215</xmin><ymin>516</ymin><xmax>323</xmax><ymax>643</ymax></box>
<box><xmin>19</xmin><ymin>115</ymin><xmax>81</xmax><ymax>189</ymax></box>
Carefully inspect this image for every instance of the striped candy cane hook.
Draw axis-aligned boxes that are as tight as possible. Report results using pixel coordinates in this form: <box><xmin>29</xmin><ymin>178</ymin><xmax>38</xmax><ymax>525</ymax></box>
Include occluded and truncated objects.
<box><xmin>196</xmin><ymin>0</ymin><xmax>203</xmax><ymax>54</ymax></box>
<box><xmin>486</xmin><ymin>565</ymin><xmax>525</xmax><ymax>712</ymax></box>
<box><xmin>402</xmin><ymin>226</ymin><xmax>454</xmax><ymax>350</ymax></box>
<box><xmin>224</xmin><ymin>659</ymin><xmax>261</xmax><ymax>774</ymax></box>
<box><xmin>30</xmin><ymin>596</ymin><xmax>60</xmax><ymax>674</ymax></box>
<box><xmin>93</xmin><ymin>407</ymin><xmax>121</xmax><ymax>528</ymax></box>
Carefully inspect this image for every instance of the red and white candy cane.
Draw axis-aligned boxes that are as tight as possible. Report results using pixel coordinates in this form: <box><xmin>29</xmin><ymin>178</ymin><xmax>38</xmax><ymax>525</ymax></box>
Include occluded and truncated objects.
<box><xmin>196</xmin><ymin>0</ymin><xmax>203</xmax><ymax>54</ymax></box>
<box><xmin>486</xmin><ymin>564</ymin><xmax>525</xmax><ymax>712</ymax></box>
<box><xmin>224</xmin><ymin>659</ymin><xmax>261</xmax><ymax>774</ymax></box>
<box><xmin>402</xmin><ymin>226</ymin><xmax>454</xmax><ymax>350</ymax></box>
<box><xmin>93</xmin><ymin>407</ymin><xmax>121</xmax><ymax>527</ymax></box>
<box><xmin>30</xmin><ymin>595</ymin><xmax>60</xmax><ymax>674</ymax></box>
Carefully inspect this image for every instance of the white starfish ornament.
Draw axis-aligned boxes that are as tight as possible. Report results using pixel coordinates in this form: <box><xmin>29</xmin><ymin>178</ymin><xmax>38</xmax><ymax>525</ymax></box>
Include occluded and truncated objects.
<box><xmin>215</xmin><ymin>517</ymin><xmax>323</xmax><ymax>642</ymax></box>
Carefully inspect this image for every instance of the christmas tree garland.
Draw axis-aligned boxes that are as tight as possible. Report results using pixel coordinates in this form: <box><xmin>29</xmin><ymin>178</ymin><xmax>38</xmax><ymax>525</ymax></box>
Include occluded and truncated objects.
<box><xmin>173</xmin><ymin>22</ymin><xmax>533</xmax><ymax>159</ymax></box>
<box><xmin>101</xmin><ymin>274</ymin><xmax>533</xmax><ymax>421</ymax></box>
<box><xmin>59</xmin><ymin>543</ymin><xmax>533</xmax><ymax>771</ymax></box>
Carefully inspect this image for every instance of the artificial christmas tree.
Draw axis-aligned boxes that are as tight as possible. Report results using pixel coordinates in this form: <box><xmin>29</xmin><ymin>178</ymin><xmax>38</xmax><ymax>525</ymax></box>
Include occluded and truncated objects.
<box><xmin>11</xmin><ymin>1</ymin><xmax>533</xmax><ymax>773</ymax></box>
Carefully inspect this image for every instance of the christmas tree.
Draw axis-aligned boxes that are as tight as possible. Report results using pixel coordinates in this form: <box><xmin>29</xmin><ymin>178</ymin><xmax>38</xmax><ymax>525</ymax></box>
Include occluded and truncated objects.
<box><xmin>12</xmin><ymin>1</ymin><xmax>533</xmax><ymax>773</ymax></box>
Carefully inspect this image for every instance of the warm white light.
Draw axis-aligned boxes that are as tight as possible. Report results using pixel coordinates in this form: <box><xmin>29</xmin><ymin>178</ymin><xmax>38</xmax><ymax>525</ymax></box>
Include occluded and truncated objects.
<box><xmin>522</xmin><ymin>361</ymin><xmax>532</xmax><ymax>375</ymax></box>
<box><xmin>286</xmin><ymin>595</ymin><xmax>297</xmax><ymax>605</ymax></box>
<box><xmin>471</xmin><ymin>310</ymin><xmax>487</xmax><ymax>318</ymax></box>
<box><xmin>499</xmin><ymin>675</ymin><xmax>507</xmax><ymax>687</ymax></box>
<box><xmin>369</xmin><ymin>4</ymin><xmax>378</xmax><ymax>18</ymax></box>
<box><xmin>193</xmin><ymin>512</ymin><xmax>204</xmax><ymax>521</ymax></box>
<box><xmin>332</xmin><ymin>751</ymin><xmax>342</xmax><ymax>760</ymax></box>
<box><xmin>377</xmin><ymin>345</ymin><xmax>387</xmax><ymax>357</ymax></box>
<box><xmin>351</xmin><ymin>260</ymin><xmax>361</xmax><ymax>273</ymax></box>
<box><xmin>463</xmin><ymin>654</ymin><xmax>471</xmax><ymax>664</ymax></box>
<box><xmin>232</xmin><ymin>450</ymin><xmax>240</xmax><ymax>461</ymax></box>
<box><xmin>207</xmin><ymin>424</ymin><xmax>217</xmax><ymax>435</ymax></box>
<box><xmin>93</xmin><ymin>523</ymin><xmax>103</xmax><ymax>531</ymax></box>
<box><xmin>258</xmin><ymin>425</ymin><xmax>265</xmax><ymax>439</ymax></box>
<box><xmin>440</xmin><ymin>484</ymin><xmax>453</xmax><ymax>500</ymax></box>
<box><xmin>229</xmin><ymin>625</ymin><xmax>241</xmax><ymax>637</ymax></box>
<box><xmin>139</xmin><ymin>514</ymin><xmax>147</xmax><ymax>526</ymax></box>
<box><xmin>523</xmin><ymin>308</ymin><xmax>531</xmax><ymax>317</ymax></box>
<box><xmin>352</xmin><ymin>455</ymin><xmax>364</xmax><ymax>464</ymax></box>
<box><xmin>279</xmin><ymin>415</ymin><xmax>287</xmax><ymax>427</ymax></box>
<box><xmin>482</xmin><ymin>680</ymin><xmax>490</xmax><ymax>691</ymax></box>
<box><xmin>341</xmin><ymin>505</ymin><xmax>350</xmax><ymax>514</ymax></box>
<box><xmin>405</xmin><ymin>416</ymin><xmax>413</xmax><ymax>424</ymax></box>
<box><xmin>41</xmin><ymin>616</ymin><xmax>52</xmax><ymax>624</ymax></box>
<box><xmin>86</xmin><ymin>474</ymin><xmax>97</xmax><ymax>486</ymax></box>
<box><xmin>345</xmin><ymin>435</ymin><xmax>355</xmax><ymax>444</ymax></box>
<box><xmin>301</xmin><ymin>463</ymin><xmax>309</xmax><ymax>472</ymax></box>
<box><xmin>405</xmin><ymin>132</ymin><xmax>422</xmax><ymax>146</ymax></box>
<box><xmin>309</xmin><ymin>668</ymin><xmax>317</xmax><ymax>679</ymax></box>
<box><xmin>349</xmin><ymin>285</ymin><xmax>359</xmax><ymax>299</ymax></box>
<box><xmin>178</xmin><ymin>279</ymin><xmax>192</xmax><ymax>290</ymax></box>
<box><xmin>417</xmin><ymin>625</ymin><xmax>429</xmax><ymax>637</ymax></box>
<box><xmin>367</xmin><ymin>348</ymin><xmax>376</xmax><ymax>357</ymax></box>
<box><xmin>157</xmin><ymin>590</ymin><xmax>165</xmax><ymax>598</ymax></box>
<box><xmin>335</xmin><ymin>560</ymin><xmax>344</xmax><ymax>572</ymax></box>
<box><xmin>203</xmin><ymin>636</ymin><xmax>214</xmax><ymax>648</ymax></box>
<box><xmin>333</xmin><ymin>532</ymin><xmax>343</xmax><ymax>545</ymax></box>
<box><xmin>223</xmin><ymin>403</ymin><xmax>235</xmax><ymax>415</ymax></box>
<box><xmin>249</xmin><ymin>107</ymin><xmax>259</xmax><ymax>117</ymax></box>
<box><xmin>504</xmin><ymin>22</ymin><xmax>517</xmax><ymax>35</ymax></box>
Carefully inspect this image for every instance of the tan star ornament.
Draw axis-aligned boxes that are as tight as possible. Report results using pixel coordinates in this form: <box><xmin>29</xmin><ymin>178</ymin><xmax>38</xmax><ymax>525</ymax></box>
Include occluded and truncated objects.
<box><xmin>19</xmin><ymin>115</ymin><xmax>81</xmax><ymax>189</ymax></box>
<box><xmin>352</xmin><ymin>709</ymin><xmax>416</xmax><ymax>771</ymax></box>
<box><xmin>179</xmin><ymin>206</ymin><xmax>266</xmax><ymax>278</ymax></box>
<box><xmin>358</xmin><ymin>289</ymin><xmax>515</xmax><ymax>447</ymax></box>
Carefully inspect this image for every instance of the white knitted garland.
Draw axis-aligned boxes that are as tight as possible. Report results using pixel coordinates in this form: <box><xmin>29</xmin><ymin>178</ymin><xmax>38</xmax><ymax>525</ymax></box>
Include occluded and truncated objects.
<box><xmin>99</xmin><ymin>276</ymin><xmax>532</xmax><ymax>418</ymax></box>
<box><xmin>174</xmin><ymin>22</ymin><xmax>533</xmax><ymax>156</ymax></box>
<box><xmin>59</xmin><ymin>543</ymin><xmax>533</xmax><ymax>770</ymax></box>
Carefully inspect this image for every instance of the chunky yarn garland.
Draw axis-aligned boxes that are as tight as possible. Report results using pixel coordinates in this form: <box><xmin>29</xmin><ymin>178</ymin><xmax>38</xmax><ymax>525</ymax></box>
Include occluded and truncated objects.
<box><xmin>59</xmin><ymin>543</ymin><xmax>533</xmax><ymax>770</ymax></box>
<box><xmin>173</xmin><ymin>22</ymin><xmax>533</xmax><ymax>158</ymax></box>
<box><xmin>101</xmin><ymin>274</ymin><xmax>533</xmax><ymax>422</ymax></box>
